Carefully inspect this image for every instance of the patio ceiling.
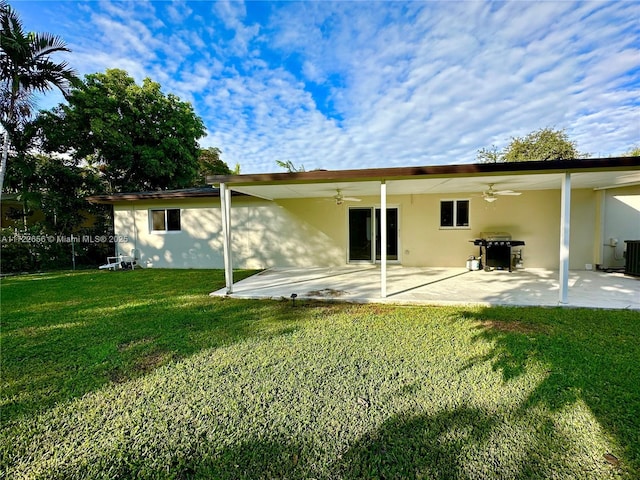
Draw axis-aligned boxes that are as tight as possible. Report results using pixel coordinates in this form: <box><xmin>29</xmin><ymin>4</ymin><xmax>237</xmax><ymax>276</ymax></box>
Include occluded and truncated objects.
<box><xmin>226</xmin><ymin>167</ymin><xmax>640</xmax><ymax>200</ymax></box>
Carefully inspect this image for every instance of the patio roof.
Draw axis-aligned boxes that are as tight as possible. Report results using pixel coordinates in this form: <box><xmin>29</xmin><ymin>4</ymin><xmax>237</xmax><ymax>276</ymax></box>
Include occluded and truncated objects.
<box><xmin>207</xmin><ymin>157</ymin><xmax>640</xmax><ymax>199</ymax></box>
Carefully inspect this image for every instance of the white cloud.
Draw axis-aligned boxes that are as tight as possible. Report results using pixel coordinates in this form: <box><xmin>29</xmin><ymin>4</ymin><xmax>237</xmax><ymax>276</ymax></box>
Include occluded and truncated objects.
<box><xmin>165</xmin><ymin>1</ymin><xmax>193</xmax><ymax>24</ymax></box>
<box><xmin>235</xmin><ymin>0</ymin><xmax>636</xmax><ymax>171</ymax></box>
<box><xmin>20</xmin><ymin>0</ymin><xmax>640</xmax><ymax>173</ymax></box>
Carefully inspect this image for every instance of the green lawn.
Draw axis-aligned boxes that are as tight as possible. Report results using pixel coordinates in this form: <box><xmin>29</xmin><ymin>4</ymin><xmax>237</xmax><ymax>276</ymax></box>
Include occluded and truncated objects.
<box><xmin>1</xmin><ymin>269</ymin><xmax>639</xmax><ymax>479</ymax></box>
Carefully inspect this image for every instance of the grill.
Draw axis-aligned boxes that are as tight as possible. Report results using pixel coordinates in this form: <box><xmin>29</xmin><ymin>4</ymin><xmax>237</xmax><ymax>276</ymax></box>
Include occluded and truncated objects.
<box><xmin>472</xmin><ymin>232</ymin><xmax>525</xmax><ymax>272</ymax></box>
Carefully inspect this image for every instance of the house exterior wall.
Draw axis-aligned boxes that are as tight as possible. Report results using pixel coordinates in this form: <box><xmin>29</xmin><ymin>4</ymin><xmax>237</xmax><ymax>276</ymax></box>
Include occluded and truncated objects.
<box><xmin>113</xmin><ymin>198</ymin><xmax>222</xmax><ymax>269</ymax></box>
<box><xmin>567</xmin><ymin>188</ymin><xmax>596</xmax><ymax>270</ymax></box>
<box><xmin>112</xmin><ymin>196</ymin><xmax>344</xmax><ymax>269</ymax></box>
<box><xmin>288</xmin><ymin>189</ymin><xmax>597</xmax><ymax>270</ymax></box>
<box><xmin>600</xmin><ymin>185</ymin><xmax>640</xmax><ymax>268</ymax></box>
<box><xmin>399</xmin><ymin>191</ymin><xmax>561</xmax><ymax>268</ymax></box>
<box><xmin>111</xmin><ymin>186</ymin><xmax>618</xmax><ymax>271</ymax></box>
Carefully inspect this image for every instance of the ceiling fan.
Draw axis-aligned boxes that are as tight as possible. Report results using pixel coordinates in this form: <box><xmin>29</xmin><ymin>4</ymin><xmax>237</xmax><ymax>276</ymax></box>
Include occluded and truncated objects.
<box><xmin>333</xmin><ymin>188</ymin><xmax>362</xmax><ymax>205</ymax></box>
<box><xmin>482</xmin><ymin>183</ymin><xmax>521</xmax><ymax>202</ymax></box>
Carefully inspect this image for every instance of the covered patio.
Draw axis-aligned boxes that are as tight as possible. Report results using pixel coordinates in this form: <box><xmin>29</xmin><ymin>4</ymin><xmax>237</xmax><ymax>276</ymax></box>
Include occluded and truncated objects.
<box><xmin>211</xmin><ymin>266</ymin><xmax>640</xmax><ymax>310</ymax></box>
<box><xmin>210</xmin><ymin>158</ymin><xmax>640</xmax><ymax>307</ymax></box>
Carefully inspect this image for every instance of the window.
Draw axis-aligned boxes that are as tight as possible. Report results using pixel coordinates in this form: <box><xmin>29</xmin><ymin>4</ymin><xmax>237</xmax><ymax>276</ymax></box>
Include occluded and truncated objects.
<box><xmin>440</xmin><ymin>200</ymin><xmax>469</xmax><ymax>228</ymax></box>
<box><xmin>150</xmin><ymin>209</ymin><xmax>181</xmax><ymax>232</ymax></box>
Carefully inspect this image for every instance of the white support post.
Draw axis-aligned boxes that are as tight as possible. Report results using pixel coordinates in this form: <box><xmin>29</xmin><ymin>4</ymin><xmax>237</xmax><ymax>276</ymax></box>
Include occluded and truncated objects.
<box><xmin>559</xmin><ymin>173</ymin><xmax>571</xmax><ymax>304</ymax></box>
<box><xmin>220</xmin><ymin>183</ymin><xmax>233</xmax><ymax>294</ymax></box>
<box><xmin>381</xmin><ymin>181</ymin><xmax>387</xmax><ymax>298</ymax></box>
<box><xmin>225</xmin><ymin>185</ymin><xmax>233</xmax><ymax>293</ymax></box>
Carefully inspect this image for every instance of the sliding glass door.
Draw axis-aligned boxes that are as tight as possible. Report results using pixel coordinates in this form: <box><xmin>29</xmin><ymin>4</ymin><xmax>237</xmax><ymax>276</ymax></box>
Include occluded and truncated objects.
<box><xmin>348</xmin><ymin>207</ymin><xmax>398</xmax><ymax>262</ymax></box>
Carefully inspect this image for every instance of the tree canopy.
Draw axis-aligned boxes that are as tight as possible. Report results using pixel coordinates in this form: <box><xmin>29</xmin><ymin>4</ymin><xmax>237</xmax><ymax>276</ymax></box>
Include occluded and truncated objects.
<box><xmin>197</xmin><ymin>147</ymin><xmax>239</xmax><ymax>182</ymax></box>
<box><xmin>477</xmin><ymin>127</ymin><xmax>585</xmax><ymax>163</ymax></box>
<box><xmin>38</xmin><ymin>69</ymin><xmax>206</xmax><ymax>192</ymax></box>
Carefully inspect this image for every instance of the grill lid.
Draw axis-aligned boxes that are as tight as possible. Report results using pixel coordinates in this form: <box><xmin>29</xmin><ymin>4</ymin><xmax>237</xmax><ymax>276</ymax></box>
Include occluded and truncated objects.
<box><xmin>480</xmin><ymin>232</ymin><xmax>512</xmax><ymax>241</ymax></box>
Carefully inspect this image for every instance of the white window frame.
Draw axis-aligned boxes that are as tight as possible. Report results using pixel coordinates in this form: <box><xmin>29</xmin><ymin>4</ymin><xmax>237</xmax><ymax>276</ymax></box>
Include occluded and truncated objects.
<box><xmin>149</xmin><ymin>208</ymin><xmax>182</xmax><ymax>234</ymax></box>
<box><xmin>439</xmin><ymin>199</ymin><xmax>470</xmax><ymax>229</ymax></box>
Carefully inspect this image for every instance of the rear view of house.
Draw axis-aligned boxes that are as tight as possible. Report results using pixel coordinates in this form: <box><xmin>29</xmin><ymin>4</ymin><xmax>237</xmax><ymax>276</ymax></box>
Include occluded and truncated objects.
<box><xmin>88</xmin><ymin>157</ymin><xmax>640</xmax><ymax>304</ymax></box>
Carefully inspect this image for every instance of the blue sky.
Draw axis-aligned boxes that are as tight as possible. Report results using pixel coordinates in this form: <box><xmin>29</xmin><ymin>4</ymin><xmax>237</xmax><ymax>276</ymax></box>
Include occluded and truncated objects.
<box><xmin>14</xmin><ymin>0</ymin><xmax>640</xmax><ymax>173</ymax></box>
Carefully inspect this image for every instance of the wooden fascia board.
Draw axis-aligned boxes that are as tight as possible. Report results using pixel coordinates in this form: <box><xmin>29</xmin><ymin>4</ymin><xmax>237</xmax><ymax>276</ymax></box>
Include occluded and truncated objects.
<box><xmin>207</xmin><ymin>157</ymin><xmax>640</xmax><ymax>187</ymax></box>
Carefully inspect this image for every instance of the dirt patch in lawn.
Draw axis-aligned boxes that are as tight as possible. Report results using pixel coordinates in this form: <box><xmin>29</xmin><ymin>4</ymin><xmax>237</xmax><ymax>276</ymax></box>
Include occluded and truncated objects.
<box><xmin>134</xmin><ymin>350</ymin><xmax>174</xmax><ymax>374</ymax></box>
<box><xmin>478</xmin><ymin>320</ymin><xmax>548</xmax><ymax>335</ymax></box>
<box><xmin>109</xmin><ymin>350</ymin><xmax>174</xmax><ymax>384</ymax></box>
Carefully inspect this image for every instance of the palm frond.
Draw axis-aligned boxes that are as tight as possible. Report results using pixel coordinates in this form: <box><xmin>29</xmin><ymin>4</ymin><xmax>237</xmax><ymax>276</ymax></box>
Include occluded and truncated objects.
<box><xmin>0</xmin><ymin>0</ymin><xmax>78</xmax><ymax>154</ymax></box>
<box><xmin>24</xmin><ymin>59</ymin><xmax>75</xmax><ymax>95</ymax></box>
<box><xmin>0</xmin><ymin>1</ymin><xmax>78</xmax><ymax>121</ymax></box>
<box><xmin>29</xmin><ymin>32</ymin><xmax>71</xmax><ymax>58</ymax></box>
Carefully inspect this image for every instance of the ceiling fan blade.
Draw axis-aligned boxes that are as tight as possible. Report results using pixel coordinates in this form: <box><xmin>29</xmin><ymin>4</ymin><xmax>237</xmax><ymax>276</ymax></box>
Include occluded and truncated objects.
<box><xmin>481</xmin><ymin>182</ymin><xmax>522</xmax><ymax>202</ymax></box>
<box><xmin>332</xmin><ymin>188</ymin><xmax>362</xmax><ymax>204</ymax></box>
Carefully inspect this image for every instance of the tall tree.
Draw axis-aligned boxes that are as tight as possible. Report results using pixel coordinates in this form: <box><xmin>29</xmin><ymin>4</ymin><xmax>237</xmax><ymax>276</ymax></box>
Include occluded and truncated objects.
<box><xmin>41</xmin><ymin>154</ymin><xmax>100</xmax><ymax>230</ymax></box>
<box><xmin>0</xmin><ymin>1</ymin><xmax>77</xmax><ymax>193</ymax></box>
<box><xmin>197</xmin><ymin>147</ymin><xmax>239</xmax><ymax>183</ymax></box>
<box><xmin>477</xmin><ymin>127</ymin><xmax>585</xmax><ymax>163</ymax></box>
<box><xmin>2</xmin><ymin>121</ymin><xmax>39</xmax><ymax>229</ymax></box>
<box><xmin>38</xmin><ymin>69</ymin><xmax>206</xmax><ymax>192</ymax></box>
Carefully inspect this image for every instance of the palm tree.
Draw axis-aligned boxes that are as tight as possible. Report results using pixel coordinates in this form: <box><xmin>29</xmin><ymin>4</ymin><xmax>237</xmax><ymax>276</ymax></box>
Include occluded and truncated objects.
<box><xmin>0</xmin><ymin>1</ymin><xmax>77</xmax><ymax>193</ymax></box>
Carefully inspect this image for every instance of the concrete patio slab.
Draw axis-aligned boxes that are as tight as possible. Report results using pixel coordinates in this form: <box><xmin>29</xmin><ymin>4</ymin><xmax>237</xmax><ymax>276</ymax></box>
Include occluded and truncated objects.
<box><xmin>212</xmin><ymin>266</ymin><xmax>640</xmax><ymax>310</ymax></box>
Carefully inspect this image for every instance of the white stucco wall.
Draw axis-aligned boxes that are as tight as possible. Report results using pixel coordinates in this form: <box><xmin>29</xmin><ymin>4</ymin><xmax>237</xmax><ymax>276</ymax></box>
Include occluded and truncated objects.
<box><xmin>112</xmin><ymin>196</ymin><xmax>344</xmax><ymax>269</ymax></box>
<box><xmin>113</xmin><ymin>199</ymin><xmax>222</xmax><ymax>269</ymax></box>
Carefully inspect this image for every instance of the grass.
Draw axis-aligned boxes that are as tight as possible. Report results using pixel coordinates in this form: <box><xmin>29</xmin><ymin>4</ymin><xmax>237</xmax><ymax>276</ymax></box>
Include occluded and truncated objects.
<box><xmin>1</xmin><ymin>269</ymin><xmax>639</xmax><ymax>479</ymax></box>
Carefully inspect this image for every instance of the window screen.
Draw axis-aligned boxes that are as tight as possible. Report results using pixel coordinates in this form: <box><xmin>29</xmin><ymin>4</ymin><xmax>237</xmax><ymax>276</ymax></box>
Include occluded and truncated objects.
<box><xmin>152</xmin><ymin>210</ymin><xmax>166</xmax><ymax>231</ymax></box>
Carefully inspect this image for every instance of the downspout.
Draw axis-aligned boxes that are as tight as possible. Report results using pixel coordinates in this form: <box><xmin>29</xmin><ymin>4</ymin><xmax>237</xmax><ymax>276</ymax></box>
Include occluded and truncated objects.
<box><xmin>132</xmin><ymin>203</ymin><xmax>138</xmax><ymax>261</ymax></box>
<box><xmin>559</xmin><ymin>173</ymin><xmax>571</xmax><ymax>305</ymax></box>
<box><xmin>112</xmin><ymin>205</ymin><xmax>117</xmax><ymax>257</ymax></box>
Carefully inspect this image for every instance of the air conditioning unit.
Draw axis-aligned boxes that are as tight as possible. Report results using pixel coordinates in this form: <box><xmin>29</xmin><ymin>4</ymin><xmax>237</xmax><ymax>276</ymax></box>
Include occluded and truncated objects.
<box><xmin>624</xmin><ymin>240</ymin><xmax>640</xmax><ymax>277</ymax></box>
